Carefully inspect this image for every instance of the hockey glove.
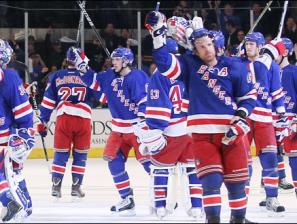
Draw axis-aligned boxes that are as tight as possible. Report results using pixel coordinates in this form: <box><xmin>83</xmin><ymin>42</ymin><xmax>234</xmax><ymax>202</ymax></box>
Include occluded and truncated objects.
<box><xmin>167</xmin><ymin>16</ymin><xmax>190</xmax><ymax>48</ymax></box>
<box><xmin>273</xmin><ymin>114</ymin><xmax>290</xmax><ymax>143</ymax></box>
<box><xmin>133</xmin><ymin>122</ymin><xmax>166</xmax><ymax>155</ymax></box>
<box><xmin>222</xmin><ymin>117</ymin><xmax>250</xmax><ymax>146</ymax></box>
<box><xmin>145</xmin><ymin>11</ymin><xmax>167</xmax><ymax>49</ymax></box>
<box><xmin>261</xmin><ymin>38</ymin><xmax>286</xmax><ymax>60</ymax></box>
<box><xmin>37</xmin><ymin>118</ymin><xmax>48</xmax><ymax>138</ymax></box>
<box><xmin>8</xmin><ymin>128</ymin><xmax>36</xmax><ymax>164</ymax></box>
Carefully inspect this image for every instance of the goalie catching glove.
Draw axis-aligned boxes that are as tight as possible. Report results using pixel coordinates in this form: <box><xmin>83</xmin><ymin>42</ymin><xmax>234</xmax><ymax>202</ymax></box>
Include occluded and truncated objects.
<box><xmin>133</xmin><ymin>121</ymin><xmax>167</xmax><ymax>156</ymax></box>
<box><xmin>8</xmin><ymin>128</ymin><xmax>36</xmax><ymax>164</ymax></box>
<box><xmin>222</xmin><ymin>117</ymin><xmax>250</xmax><ymax>146</ymax></box>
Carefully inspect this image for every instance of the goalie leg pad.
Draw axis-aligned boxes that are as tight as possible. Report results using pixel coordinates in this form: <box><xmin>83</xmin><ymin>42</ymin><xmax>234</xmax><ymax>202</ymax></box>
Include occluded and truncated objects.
<box><xmin>108</xmin><ymin>151</ymin><xmax>132</xmax><ymax>199</ymax></box>
<box><xmin>179</xmin><ymin>163</ymin><xmax>202</xmax><ymax>212</ymax></box>
<box><xmin>259</xmin><ymin>152</ymin><xmax>279</xmax><ymax>198</ymax></box>
<box><xmin>150</xmin><ymin>165</ymin><xmax>177</xmax><ymax>213</ymax></box>
<box><xmin>72</xmin><ymin>150</ymin><xmax>87</xmax><ymax>185</ymax></box>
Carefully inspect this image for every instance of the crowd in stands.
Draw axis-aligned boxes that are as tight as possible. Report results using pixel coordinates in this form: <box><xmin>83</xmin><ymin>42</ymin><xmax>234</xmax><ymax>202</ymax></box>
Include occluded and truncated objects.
<box><xmin>2</xmin><ymin>0</ymin><xmax>297</xmax><ymax>106</ymax></box>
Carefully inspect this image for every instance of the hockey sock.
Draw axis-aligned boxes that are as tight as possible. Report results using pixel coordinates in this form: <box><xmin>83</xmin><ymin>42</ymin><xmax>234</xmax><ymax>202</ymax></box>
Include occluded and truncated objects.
<box><xmin>277</xmin><ymin>153</ymin><xmax>286</xmax><ymax>180</ymax></box>
<box><xmin>259</xmin><ymin>152</ymin><xmax>278</xmax><ymax>197</ymax></box>
<box><xmin>52</xmin><ymin>151</ymin><xmax>70</xmax><ymax>181</ymax></box>
<box><xmin>152</xmin><ymin>168</ymin><xmax>169</xmax><ymax>208</ymax></box>
<box><xmin>141</xmin><ymin>160</ymin><xmax>151</xmax><ymax>175</ymax></box>
<box><xmin>288</xmin><ymin>156</ymin><xmax>297</xmax><ymax>192</ymax></box>
<box><xmin>72</xmin><ymin>150</ymin><xmax>88</xmax><ymax>185</ymax></box>
<box><xmin>108</xmin><ymin>151</ymin><xmax>132</xmax><ymax>199</ymax></box>
<box><xmin>225</xmin><ymin>182</ymin><xmax>247</xmax><ymax>218</ymax></box>
<box><xmin>201</xmin><ymin>173</ymin><xmax>223</xmax><ymax>218</ymax></box>
<box><xmin>187</xmin><ymin>167</ymin><xmax>202</xmax><ymax>208</ymax></box>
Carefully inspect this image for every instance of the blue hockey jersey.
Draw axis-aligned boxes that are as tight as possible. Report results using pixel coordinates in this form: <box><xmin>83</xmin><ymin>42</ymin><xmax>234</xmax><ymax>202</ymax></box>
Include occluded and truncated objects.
<box><xmin>280</xmin><ymin>64</ymin><xmax>297</xmax><ymax>116</ymax></box>
<box><xmin>0</xmin><ymin>68</ymin><xmax>33</xmax><ymax>144</ymax></box>
<box><xmin>82</xmin><ymin>68</ymin><xmax>149</xmax><ymax>133</ymax></box>
<box><xmin>39</xmin><ymin>68</ymin><xmax>100</xmax><ymax>123</ymax></box>
<box><xmin>146</xmin><ymin>69</ymin><xmax>187</xmax><ymax>136</ymax></box>
<box><xmin>153</xmin><ymin>46</ymin><xmax>257</xmax><ymax>134</ymax></box>
<box><xmin>239</xmin><ymin>57</ymin><xmax>285</xmax><ymax>123</ymax></box>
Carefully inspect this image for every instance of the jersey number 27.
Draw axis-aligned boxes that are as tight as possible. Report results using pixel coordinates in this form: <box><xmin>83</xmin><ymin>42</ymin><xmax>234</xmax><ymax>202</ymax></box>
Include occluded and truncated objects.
<box><xmin>58</xmin><ymin>87</ymin><xmax>86</xmax><ymax>101</ymax></box>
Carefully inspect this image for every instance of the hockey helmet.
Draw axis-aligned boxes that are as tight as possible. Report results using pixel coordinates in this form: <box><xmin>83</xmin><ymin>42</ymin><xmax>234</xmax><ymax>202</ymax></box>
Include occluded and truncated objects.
<box><xmin>255</xmin><ymin>32</ymin><xmax>265</xmax><ymax>45</ymax></box>
<box><xmin>111</xmin><ymin>47</ymin><xmax>134</xmax><ymax>65</ymax></box>
<box><xmin>66</xmin><ymin>46</ymin><xmax>89</xmax><ymax>65</ymax></box>
<box><xmin>209</xmin><ymin>30</ymin><xmax>225</xmax><ymax>49</ymax></box>
<box><xmin>282</xmin><ymin>37</ymin><xmax>294</xmax><ymax>55</ymax></box>
<box><xmin>0</xmin><ymin>39</ymin><xmax>13</xmax><ymax>68</ymax></box>
<box><xmin>189</xmin><ymin>28</ymin><xmax>210</xmax><ymax>42</ymax></box>
<box><xmin>244</xmin><ymin>32</ymin><xmax>262</xmax><ymax>46</ymax></box>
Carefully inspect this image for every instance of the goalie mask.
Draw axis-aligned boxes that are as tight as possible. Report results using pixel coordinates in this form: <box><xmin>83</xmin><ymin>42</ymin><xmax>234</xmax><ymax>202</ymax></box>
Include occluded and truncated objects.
<box><xmin>0</xmin><ymin>39</ymin><xmax>13</xmax><ymax>69</ymax></box>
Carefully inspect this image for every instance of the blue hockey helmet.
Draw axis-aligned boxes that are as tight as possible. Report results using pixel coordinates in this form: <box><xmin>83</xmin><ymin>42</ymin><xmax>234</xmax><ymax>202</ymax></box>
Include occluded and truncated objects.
<box><xmin>111</xmin><ymin>47</ymin><xmax>134</xmax><ymax>65</ymax></box>
<box><xmin>0</xmin><ymin>39</ymin><xmax>13</xmax><ymax>68</ymax></box>
<box><xmin>282</xmin><ymin>37</ymin><xmax>294</xmax><ymax>55</ymax></box>
<box><xmin>66</xmin><ymin>46</ymin><xmax>88</xmax><ymax>65</ymax></box>
<box><xmin>166</xmin><ymin>38</ymin><xmax>179</xmax><ymax>54</ymax></box>
<box><xmin>209</xmin><ymin>30</ymin><xmax>225</xmax><ymax>49</ymax></box>
<box><xmin>189</xmin><ymin>28</ymin><xmax>210</xmax><ymax>43</ymax></box>
<box><xmin>244</xmin><ymin>32</ymin><xmax>262</xmax><ymax>46</ymax></box>
<box><xmin>255</xmin><ymin>32</ymin><xmax>265</xmax><ymax>45</ymax></box>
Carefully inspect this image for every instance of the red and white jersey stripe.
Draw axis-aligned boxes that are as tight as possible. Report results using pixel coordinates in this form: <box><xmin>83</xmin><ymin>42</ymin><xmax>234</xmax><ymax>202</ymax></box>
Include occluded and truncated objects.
<box><xmin>0</xmin><ymin>129</ymin><xmax>10</xmax><ymax>144</ymax></box>
<box><xmin>56</xmin><ymin>101</ymin><xmax>92</xmax><ymax>119</ymax></box>
<box><xmin>12</xmin><ymin>101</ymin><xmax>33</xmax><ymax>120</ymax></box>
<box><xmin>160</xmin><ymin>54</ymin><xmax>181</xmax><ymax>80</ymax></box>
<box><xmin>41</xmin><ymin>96</ymin><xmax>56</xmax><ymax>110</ymax></box>
<box><xmin>111</xmin><ymin>117</ymin><xmax>139</xmax><ymax>133</ymax></box>
<box><xmin>164</xmin><ymin>117</ymin><xmax>187</xmax><ymax>136</ymax></box>
<box><xmin>249</xmin><ymin>107</ymin><xmax>273</xmax><ymax>123</ymax></box>
<box><xmin>145</xmin><ymin>107</ymin><xmax>171</xmax><ymax>122</ymax></box>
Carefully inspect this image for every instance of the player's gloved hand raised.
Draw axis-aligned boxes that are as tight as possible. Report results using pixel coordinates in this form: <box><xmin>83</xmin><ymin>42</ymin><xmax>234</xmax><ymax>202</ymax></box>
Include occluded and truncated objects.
<box><xmin>222</xmin><ymin>117</ymin><xmax>250</xmax><ymax>146</ymax></box>
<box><xmin>145</xmin><ymin>11</ymin><xmax>167</xmax><ymax>49</ymax></box>
<box><xmin>261</xmin><ymin>38</ymin><xmax>286</xmax><ymax>60</ymax></box>
<box><xmin>37</xmin><ymin>119</ymin><xmax>48</xmax><ymax>138</ymax></box>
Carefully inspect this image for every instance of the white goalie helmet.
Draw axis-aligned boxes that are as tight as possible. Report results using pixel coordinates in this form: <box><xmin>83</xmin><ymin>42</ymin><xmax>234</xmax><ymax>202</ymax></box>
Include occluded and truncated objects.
<box><xmin>0</xmin><ymin>39</ymin><xmax>13</xmax><ymax>69</ymax></box>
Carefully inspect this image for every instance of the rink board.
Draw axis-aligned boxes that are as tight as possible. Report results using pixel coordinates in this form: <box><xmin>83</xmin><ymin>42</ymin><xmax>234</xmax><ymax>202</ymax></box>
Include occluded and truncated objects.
<box><xmin>30</xmin><ymin>109</ymin><xmax>257</xmax><ymax>159</ymax></box>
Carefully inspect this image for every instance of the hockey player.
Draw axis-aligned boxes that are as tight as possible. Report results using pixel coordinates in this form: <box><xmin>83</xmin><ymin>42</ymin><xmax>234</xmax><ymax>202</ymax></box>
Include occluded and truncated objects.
<box><xmin>243</xmin><ymin>32</ymin><xmax>287</xmax><ymax>213</ymax></box>
<box><xmin>252</xmin><ymin>32</ymin><xmax>294</xmax><ymax>192</ymax></box>
<box><xmin>37</xmin><ymin>46</ymin><xmax>100</xmax><ymax>199</ymax></box>
<box><xmin>134</xmin><ymin>38</ymin><xmax>203</xmax><ymax>220</ymax></box>
<box><xmin>276</xmin><ymin>37</ymin><xmax>297</xmax><ymax>197</ymax></box>
<box><xmin>0</xmin><ymin>39</ymin><xmax>35</xmax><ymax>222</ymax></box>
<box><xmin>80</xmin><ymin>47</ymin><xmax>151</xmax><ymax>216</ymax></box>
<box><xmin>144</xmin><ymin>11</ymin><xmax>262</xmax><ymax>223</ymax></box>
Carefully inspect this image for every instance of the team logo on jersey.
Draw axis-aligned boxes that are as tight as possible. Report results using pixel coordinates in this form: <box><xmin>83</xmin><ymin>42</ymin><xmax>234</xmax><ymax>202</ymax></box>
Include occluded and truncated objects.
<box><xmin>201</xmin><ymin>71</ymin><xmax>209</xmax><ymax>80</ymax></box>
<box><xmin>197</xmin><ymin>65</ymin><xmax>208</xmax><ymax>74</ymax></box>
<box><xmin>207</xmin><ymin>79</ymin><xmax>217</xmax><ymax>88</ymax></box>
<box><xmin>213</xmin><ymin>85</ymin><xmax>221</xmax><ymax>95</ymax></box>
<box><xmin>18</xmin><ymin>85</ymin><xmax>26</xmax><ymax>96</ymax></box>
<box><xmin>0</xmin><ymin>117</ymin><xmax>5</xmax><ymax>126</ymax></box>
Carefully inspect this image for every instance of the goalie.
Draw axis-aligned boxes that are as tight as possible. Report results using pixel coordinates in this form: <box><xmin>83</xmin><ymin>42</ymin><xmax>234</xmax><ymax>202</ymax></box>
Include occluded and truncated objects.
<box><xmin>0</xmin><ymin>39</ymin><xmax>35</xmax><ymax>222</ymax></box>
<box><xmin>134</xmin><ymin>38</ymin><xmax>203</xmax><ymax>220</ymax></box>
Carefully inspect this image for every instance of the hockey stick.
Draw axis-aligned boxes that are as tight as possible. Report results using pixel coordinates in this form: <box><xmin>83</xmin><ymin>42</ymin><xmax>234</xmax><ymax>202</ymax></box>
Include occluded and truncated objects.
<box><xmin>75</xmin><ymin>0</ymin><xmax>85</xmax><ymax>47</ymax></box>
<box><xmin>236</xmin><ymin>0</ymin><xmax>273</xmax><ymax>56</ymax></box>
<box><xmin>155</xmin><ymin>2</ymin><xmax>160</xmax><ymax>11</ymax></box>
<box><xmin>276</xmin><ymin>0</ymin><xmax>289</xmax><ymax>39</ymax></box>
<box><xmin>76</xmin><ymin>1</ymin><xmax>111</xmax><ymax>58</ymax></box>
<box><xmin>30</xmin><ymin>83</ymin><xmax>51</xmax><ymax>174</ymax></box>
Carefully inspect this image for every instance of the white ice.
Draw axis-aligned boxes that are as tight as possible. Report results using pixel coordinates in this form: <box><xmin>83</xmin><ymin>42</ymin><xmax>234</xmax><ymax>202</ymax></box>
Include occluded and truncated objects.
<box><xmin>15</xmin><ymin>156</ymin><xmax>297</xmax><ymax>223</ymax></box>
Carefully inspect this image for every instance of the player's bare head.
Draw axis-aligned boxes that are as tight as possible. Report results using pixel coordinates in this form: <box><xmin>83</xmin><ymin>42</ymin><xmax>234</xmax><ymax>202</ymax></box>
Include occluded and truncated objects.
<box><xmin>111</xmin><ymin>48</ymin><xmax>134</xmax><ymax>74</ymax></box>
<box><xmin>190</xmin><ymin>28</ymin><xmax>216</xmax><ymax>64</ymax></box>
<box><xmin>0</xmin><ymin>39</ymin><xmax>13</xmax><ymax>69</ymax></box>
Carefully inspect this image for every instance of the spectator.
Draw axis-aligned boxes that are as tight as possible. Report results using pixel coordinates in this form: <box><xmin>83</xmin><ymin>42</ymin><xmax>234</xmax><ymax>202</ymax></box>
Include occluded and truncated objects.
<box><xmin>225</xmin><ymin>20</ymin><xmax>239</xmax><ymax>52</ymax></box>
<box><xmin>7</xmin><ymin>52</ymin><xmax>28</xmax><ymax>83</ymax></box>
<box><xmin>118</xmin><ymin>28</ymin><xmax>138</xmax><ymax>54</ymax></box>
<box><xmin>283</xmin><ymin>17</ymin><xmax>297</xmax><ymax>44</ymax></box>
<box><xmin>236</xmin><ymin>29</ymin><xmax>245</xmax><ymax>44</ymax></box>
<box><xmin>85</xmin><ymin>37</ymin><xmax>105</xmax><ymax>72</ymax></box>
<box><xmin>220</xmin><ymin>3</ymin><xmax>242</xmax><ymax>36</ymax></box>
<box><xmin>100</xmin><ymin>23</ymin><xmax>120</xmax><ymax>53</ymax></box>
<box><xmin>47</xmin><ymin>40</ymin><xmax>65</xmax><ymax>72</ymax></box>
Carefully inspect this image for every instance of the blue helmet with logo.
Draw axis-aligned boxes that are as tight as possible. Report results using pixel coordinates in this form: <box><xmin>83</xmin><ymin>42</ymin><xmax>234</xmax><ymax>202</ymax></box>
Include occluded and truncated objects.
<box><xmin>0</xmin><ymin>39</ymin><xmax>13</xmax><ymax>69</ymax></box>
<box><xmin>282</xmin><ymin>37</ymin><xmax>294</xmax><ymax>55</ymax></box>
<box><xmin>166</xmin><ymin>38</ymin><xmax>179</xmax><ymax>54</ymax></box>
<box><xmin>209</xmin><ymin>30</ymin><xmax>225</xmax><ymax>49</ymax></box>
<box><xmin>111</xmin><ymin>47</ymin><xmax>134</xmax><ymax>65</ymax></box>
<box><xmin>255</xmin><ymin>32</ymin><xmax>265</xmax><ymax>45</ymax></box>
<box><xmin>244</xmin><ymin>32</ymin><xmax>262</xmax><ymax>46</ymax></box>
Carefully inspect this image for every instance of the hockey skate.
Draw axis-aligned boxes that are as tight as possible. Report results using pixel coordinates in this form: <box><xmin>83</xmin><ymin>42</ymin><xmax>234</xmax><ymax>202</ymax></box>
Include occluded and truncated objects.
<box><xmin>52</xmin><ymin>177</ymin><xmax>62</xmax><ymax>199</ymax></box>
<box><xmin>278</xmin><ymin>178</ymin><xmax>294</xmax><ymax>193</ymax></box>
<box><xmin>186</xmin><ymin>207</ymin><xmax>205</xmax><ymax>220</ymax></box>
<box><xmin>205</xmin><ymin>215</ymin><xmax>220</xmax><ymax>223</ymax></box>
<box><xmin>155</xmin><ymin>207</ymin><xmax>167</xmax><ymax>220</ymax></box>
<box><xmin>265</xmin><ymin>197</ymin><xmax>285</xmax><ymax>217</ymax></box>
<box><xmin>230</xmin><ymin>215</ymin><xmax>257</xmax><ymax>224</ymax></box>
<box><xmin>110</xmin><ymin>194</ymin><xmax>136</xmax><ymax>216</ymax></box>
<box><xmin>1</xmin><ymin>200</ymin><xmax>23</xmax><ymax>223</ymax></box>
<box><xmin>71</xmin><ymin>178</ymin><xmax>85</xmax><ymax>201</ymax></box>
